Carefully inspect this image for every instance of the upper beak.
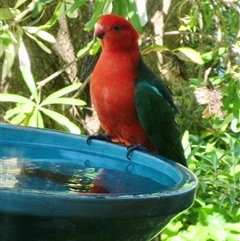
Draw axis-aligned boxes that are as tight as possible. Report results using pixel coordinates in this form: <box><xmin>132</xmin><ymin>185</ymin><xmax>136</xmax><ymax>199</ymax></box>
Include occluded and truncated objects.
<box><xmin>94</xmin><ymin>23</ymin><xmax>105</xmax><ymax>39</ymax></box>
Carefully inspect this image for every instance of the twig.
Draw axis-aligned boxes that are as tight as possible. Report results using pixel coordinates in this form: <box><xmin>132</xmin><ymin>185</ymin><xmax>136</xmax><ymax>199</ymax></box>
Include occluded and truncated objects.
<box><xmin>14</xmin><ymin>0</ymin><xmax>38</xmax><ymax>22</ymax></box>
<box><xmin>209</xmin><ymin>0</ymin><xmax>222</xmax><ymax>43</ymax></box>
<box><xmin>163</xmin><ymin>31</ymin><xmax>214</xmax><ymax>40</ymax></box>
<box><xmin>72</xmin><ymin>74</ymin><xmax>91</xmax><ymax>99</ymax></box>
<box><xmin>36</xmin><ymin>58</ymin><xmax>79</xmax><ymax>89</ymax></box>
<box><xmin>2</xmin><ymin>0</ymin><xmax>38</xmax><ymax>31</ymax></box>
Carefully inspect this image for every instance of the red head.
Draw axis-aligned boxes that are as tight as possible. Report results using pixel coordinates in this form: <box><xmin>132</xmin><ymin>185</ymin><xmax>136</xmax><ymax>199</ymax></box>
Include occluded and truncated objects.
<box><xmin>94</xmin><ymin>14</ymin><xmax>139</xmax><ymax>52</ymax></box>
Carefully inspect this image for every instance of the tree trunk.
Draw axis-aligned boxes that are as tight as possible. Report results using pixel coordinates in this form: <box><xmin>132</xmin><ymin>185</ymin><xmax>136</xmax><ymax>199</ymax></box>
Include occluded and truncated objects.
<box><xmin>0</xmin><ymin>0</ymin><xmax>98</xmax><ymax>132</ymax></box>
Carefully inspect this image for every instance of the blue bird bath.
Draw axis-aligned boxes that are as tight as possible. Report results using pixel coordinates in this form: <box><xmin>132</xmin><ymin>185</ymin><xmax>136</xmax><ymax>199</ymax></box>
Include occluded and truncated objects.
<box><xmin>0</xmin><ymin>123</ymin><xmax>197</xmax><ymax>241</ymax></box>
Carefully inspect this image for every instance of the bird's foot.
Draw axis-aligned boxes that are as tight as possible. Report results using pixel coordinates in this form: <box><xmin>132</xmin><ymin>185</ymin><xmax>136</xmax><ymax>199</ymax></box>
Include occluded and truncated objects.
<box><xmin>87</xmin><ymin>133</ymin><xmax>112</xmax><ymax>145</ymax></box>
<box><xmin>126</xmin><ymin>144</ymin><xmax>149</xmax><ymax>160</ymax></box>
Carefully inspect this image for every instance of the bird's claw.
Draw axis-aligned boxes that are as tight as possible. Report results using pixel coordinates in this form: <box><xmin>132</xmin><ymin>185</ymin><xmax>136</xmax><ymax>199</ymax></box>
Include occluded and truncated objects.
<box><xmin>126</xmin><ymin>144</ymin><xmax>149</xmax><ymax>160</ymax></box>
<box><xmin>87</xmin><ymin>134</ymin><xmax>112</xmax><ymax>145</ymax></box>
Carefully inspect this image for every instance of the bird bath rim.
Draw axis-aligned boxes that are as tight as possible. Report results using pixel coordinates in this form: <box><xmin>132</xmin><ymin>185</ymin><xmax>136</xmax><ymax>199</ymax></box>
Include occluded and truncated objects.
<box><xmin>0</xmin><ymin>123</ymin><xmax>198</xmax><ymax>219</ymax></box>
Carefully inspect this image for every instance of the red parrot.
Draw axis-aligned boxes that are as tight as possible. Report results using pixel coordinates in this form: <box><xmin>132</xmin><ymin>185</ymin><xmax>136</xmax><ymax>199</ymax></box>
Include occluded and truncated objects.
<box><xmin>90</xmin><ymin>14</ymin><xmax>187</xmax><ymax>167</ymax></box>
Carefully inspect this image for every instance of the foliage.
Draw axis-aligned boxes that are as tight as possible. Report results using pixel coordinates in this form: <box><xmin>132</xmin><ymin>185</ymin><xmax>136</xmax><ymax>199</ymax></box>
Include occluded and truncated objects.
<box><xmin>1</xmin><ymin>0</ymin><xmax>240</xmax><ymax>240</ymax></box>
<box><xmin>0</xmin><ymin>0</ymin><xmax>144</xmax><ymax>132</ymax></box>
<box><xmin>159</xmin><ymin>0</ymin><xmax>240</xmax><ymax>240</ymax></box>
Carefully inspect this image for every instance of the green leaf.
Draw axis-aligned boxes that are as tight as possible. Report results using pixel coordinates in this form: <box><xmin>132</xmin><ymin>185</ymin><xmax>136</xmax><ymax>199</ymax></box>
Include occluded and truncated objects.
<box><xmin>126</xmin><ymin>0</ymin><xmax>143</xmax><ymax>34</ymax></box>
<box><xmin>0</xmin><ymin>42</ymin><xmax>6</xmax><ymax>57</ymax></box>
<box><xmin>40</xmin><ymin>107</ymin><xmax>81</xmax><ymax>134</ymax></box>
<box><xmin>31</xmin><ymin>2</ymin><xmax>44</xmax><ymax>18</ymax></box>
<box><xmin>41</xmin><ymin>97</ymin><xmax>86</xmax><ymax>106</ymax></box>
<box><xmin>23</xmin><ymin>26</ymin><xmax>39</xmax><ymax>34</ymax></box>
<box><xmin>77</xmin><ymin>40</ymin><xmax>94</xmax><ymax>57</ymax></box>
<box><xmin>10</xmin><ymin>112</ymin><xmax>26</xmax><ymax>125</ymax></box>
<box><xmin>65</xmin><ymin>0</ymin><xmax>79</xmax><ymax>18</ymax></box>
<box><xmin>66</xmin><ymin>0</ymin><xmax>86</xmax><ymax>15</ymax></box>
<box><xmin>89</xmin><ymin>41</ymin><xmax>100</xmax><ymax>55</ymax></box>
<box><xmin>4</xmin><ymin>104</ymin><xmax>25</xmax><ymax>119</ymax></box>
<box><xmin>42</xmin><ymin>2</ymin><xmax>63</xmax><ymax>30</ymax></box>
<box><xmin>142</xmin><ymin>44</ymin><xmax>169</xmax><ymax>55</ymax></box>
<box><xmin>22</xmin><ymin>102</ymin><xmax>34</xmax><ymax>113</ymax></box>
<box><xmin>85</xmin><ymin>0</ymin><xmax>107</xmax><ymax>31</ymax></box>
<box><xmin>37</xmin><ymin>111</ymin><xmax>44</xmax><ymax>128</ymax></box>
<box><xmin>27</xmin><ymin>108</ymin><xmax>39</xmax><ymax>127</ymax></box>
<box><xmin>35</xmin><ymin>38</ymin><xmax>52</xmax><ymax>53</ymax></box>
<box><xmin>1</xmin><ymin>55</ymin><xmax>9</xmax><ymax>80</ymax></box>
<box><xmin>0</xmin><ymin>33</ymin><xmax>12</xmax><ymax>46</ymax></box>
<box><xmin>0</xmin><ymin>8</ymin><xmax>17</xmax><ymax>20</ymax></box>
<box><xmin>173</xmin><ymin>47</ymin><xmax>204</xmax><ymax>64</ymax></box>
<box><xmin>201</xmin><ymin>51</ymin><xmax>213</xmax><ymax>63</ymax></box>
<box><xmin>18</xmin><ymin>41</ymin><xmax>39</xmax><ymax>102</ymax></box>
<box><xmin>112</xmin><ymin>0</ymin><xmax>128</xmax><ymax>16</ymax></box>
<box><xmin>2</xmin><ymin>42</ymin><xmax>17</xmax><ymax>80</ymax></box>
<box><xmin>24</xmin><ymin>31</ymin><xmax>52</xmax><ymax>53</ymax></box>
<box><xmin>36</xmin><ymin>30</ymin><xmax>56</xmax><ymax>43</ymax></box>
<box><xmin>14</xmin><ymin>0</ymin><xmax>28</xmax><ymax>9</ymax></box>
<box><xmin>0</xmin><ymin>93</ymin><xmax>34</xmax><ymax>104</ymax></box>
<box><xmin>41</xmin><ymin>83</ymin><xmax>82</xmax><ymax>105</ymax></box>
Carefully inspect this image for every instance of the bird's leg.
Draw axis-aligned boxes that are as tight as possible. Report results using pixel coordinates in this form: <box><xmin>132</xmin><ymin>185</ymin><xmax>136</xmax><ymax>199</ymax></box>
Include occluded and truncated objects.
<box><xmin>126</xmin><ymin>144</ymin><xmax>149</xmax><ymax>160</ymax></box>
<box><xmin>87</xmin><ymin>133</ymin><xmax>112</xmax><ymax>145</ymax></box>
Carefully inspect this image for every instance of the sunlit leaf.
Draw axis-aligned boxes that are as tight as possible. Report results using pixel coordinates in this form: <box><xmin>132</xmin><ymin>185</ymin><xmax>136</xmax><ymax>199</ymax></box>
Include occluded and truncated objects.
<box><xmin>215</xmin><ymin>47</ymin><xmax>226</xmax><ymax>56</ymax></box>
<box><xmin>18</xmin><ymin>41</ymin><xmax>39</xmax><ymax>102</ymax></box>
<box><xmin>4</xmin><ymin>104</ymin><xmax>25</xmax><ymax>119</ymax></box>
<box><xmin>41</xmin><ymin>97</ymin><xmax>86</xmax><ymax>106</ymax></box>
<box><xmin>0</xmin><ymin>42</ymin><xmax>6</xmax><ymax>57</ymax></box>
<box><xmin>66</xmin><ymin>10</ymin><xmax>78</xmax><ymax>18</ymax></box>
<box><xmin>40</xmin><ymin>107</ymin><xmax>81</xmax><ymax>134</ymax></box>
<box><xmin>31</xmin><ymin>1</ymin><xmax>44</xmax><ymax>18</ymax></box>
<box><xmin>14</xmin><ymin>0</ymin><xmax>28</xmax><ymax>9</ymax></box>
<box><xmin>41</xmin><ymin>83</ymin><xmax>82</xmax><ymax>105</ymax></box>
<box><xmin>42</xmin><ymin>2</ymin><xmax>63</xmax><ymax>29</ymax></box>
<box><xmin>35</xmin><ymin>38</ymin><xmax>52</xmax><ymax>53</ymax></box>
<box><xmin>22</xmin><ymin>102</ymin><xmax>34</xmax><ymax>113</ymax></box>
<box><xmin>1</xmin><ymin>56</ymin><xmax>9</xmax><ymax>81</ymax></box>
<box><xmin>182</xmin><ymin>130</ymin><xmax>191</xmax><ymax>157</ymax></box>
<box><xmin>37</xmin><ymin>111</ymin><xmax>44</xmax><ymax>128</ymax></box>
<box><xmin>85</xmin><ymin>0</ymin><xmax>107</xmax><ymax>31</ymax></box>
<box><xmin>89</xmin><ymin>41</ymin><xmax>100</xmax><ymax>55</ymax></box>
<box><xmin>77</xmin><ymin>40</ymin><xmax>94</xmax><ymax>57</ymax></box>
<box><xmin>0</xmin><ymin>33</ymin><xmax>12</xmax><ymax>46</ymax></box>
<box><xmin>25</xmin><ymin>31</ymin><xmax>52</xmax><ymax>54</ymax></box>
<box><xmin>65</xmin><ymin>0</ymin><xmax>79</xmax><ymax>18</ymax></box>
<box><xmin>23</xmin><ymin>26</ymin><xmax>39</xmax><ymax>34</ymax></box>
<box><xmin>0</xmin><ymin>8</ymin><xmax>17</xmax><ymax>20</ymax></box>
<box><xmin>36</xmin><ymin>30</ymin><xmax>56</xmax><ymax>43</ymax></box>
<box><xmin>112</xmin><ymin>0</ymin><xmax>128</xmax><ymax>17</ymax></box>
<box><xmin>0</xmin><ymin>93</ymin><xmax>34</xmax><ymax>104</ymax></box>
<box><xmin>66</xmin><ymin>0</ymin><xmax>86</xmax><ymax>14</ymax></box>
<box><xmin>7</xmin><ymin>30</ymin><xmax>18</xmax><ymax>43</ymax></box>
<box><xmin>27</xmin><ymin>107</ymin><xmax>39</xmax><ymax>127</ymax></box>
<box><xmin>10</xmin><ymin>112</ymin><xmax>26</xmax><ymax>125</ymax></box>
<box><xmin>173</xmin><ymin>47</ymin><xmax>204</xmax><ymax>64</ymax></box>
<box><xmin>201</xmin><ymin>51</ymin><xmax>213</xmax><ymax>63</ymax></box>
<box><xmin>135</xmin><ymin>0</ymin><xmax>147</xmax><ymax>26</ymax></box>
<box><xmin>142</xmin><ymin>44</ymin><xmax>169</xmax><ymax>55</ymax></box>
<box><xmin>2</xmin><ymin>43</ymin><xmax>16</xmax><ymax>80</ymax></box>
<box><xmin>126</xmin><ymin>1</ymin><xmax>143</xmax><ymax>33</ymax></box>
<box><xmin>1</xmin><ymin>28</ymin><xmax>23</xmax><ymax>80</ymax></box>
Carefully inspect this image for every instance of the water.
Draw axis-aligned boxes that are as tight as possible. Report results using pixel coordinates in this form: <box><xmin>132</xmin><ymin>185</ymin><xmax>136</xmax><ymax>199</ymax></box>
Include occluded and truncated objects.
<box><xmin>0</xmin><ymin>157</ymin><xmax>168</xmax><ymax>195</ymax></box>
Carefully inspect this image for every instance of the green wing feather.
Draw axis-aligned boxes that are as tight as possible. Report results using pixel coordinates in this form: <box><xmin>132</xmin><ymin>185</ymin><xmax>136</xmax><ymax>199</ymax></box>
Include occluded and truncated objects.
<box><xmin>135</xmin><ymin>58</ymin><xmax>187</xmax><ymax>167</ymax></box>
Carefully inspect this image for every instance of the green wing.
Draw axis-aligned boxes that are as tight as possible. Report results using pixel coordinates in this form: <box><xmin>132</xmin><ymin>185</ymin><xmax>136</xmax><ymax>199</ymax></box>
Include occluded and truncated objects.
<box><xmin>135</xmin><ymin>81</ymin><xmax>187</xmax><ymax>167</ymax></box>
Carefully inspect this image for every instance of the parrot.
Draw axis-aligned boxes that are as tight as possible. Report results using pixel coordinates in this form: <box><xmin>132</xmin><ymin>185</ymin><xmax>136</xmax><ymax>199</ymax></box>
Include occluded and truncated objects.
<box><xmin>89</xmin><ymin>14</ymin><xmax>187</xmax><ymax>167</ymax></box>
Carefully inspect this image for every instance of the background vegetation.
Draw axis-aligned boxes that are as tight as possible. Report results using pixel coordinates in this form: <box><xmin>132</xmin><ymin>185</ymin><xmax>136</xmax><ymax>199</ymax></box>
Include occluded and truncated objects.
<box><xmin>0</xmin><ymin>0</ymin><xmax>240</xmax><ymax>240</ymax></box>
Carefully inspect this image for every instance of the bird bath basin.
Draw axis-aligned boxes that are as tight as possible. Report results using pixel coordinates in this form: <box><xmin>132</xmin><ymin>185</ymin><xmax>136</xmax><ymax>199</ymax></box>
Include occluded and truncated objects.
<box><xmin>0</xmin><ymin>124</ymin><xmax>197</xmax><ymax>241</ymax></box>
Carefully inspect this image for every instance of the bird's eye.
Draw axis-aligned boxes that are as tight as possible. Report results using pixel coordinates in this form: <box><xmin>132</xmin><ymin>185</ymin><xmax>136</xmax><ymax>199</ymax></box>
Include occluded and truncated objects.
<box><xmin>113</xmin><ymin>25</ymin><xmax>121</xmax><ymax>32</ymax></box>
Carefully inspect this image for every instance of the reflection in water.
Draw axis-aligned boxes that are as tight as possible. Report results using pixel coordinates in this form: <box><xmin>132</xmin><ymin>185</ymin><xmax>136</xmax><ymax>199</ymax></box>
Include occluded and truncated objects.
<box><xmin>0</xmin><ymin>158</ymin><xmax>20</xmax><ymax>188</ymax></box>
<box><xmin>0</xmin><ymin>158</ymin><xmax>168</xmax><ymax>194</ymax></box>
